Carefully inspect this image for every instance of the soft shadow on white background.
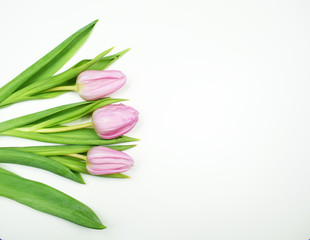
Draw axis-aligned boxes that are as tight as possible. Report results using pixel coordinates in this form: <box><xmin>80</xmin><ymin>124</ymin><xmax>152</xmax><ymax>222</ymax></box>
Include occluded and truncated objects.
<box><xmin>0</xmin><ymin>0</ymin><xmax>310</xmax><ymax>239</ymax></box>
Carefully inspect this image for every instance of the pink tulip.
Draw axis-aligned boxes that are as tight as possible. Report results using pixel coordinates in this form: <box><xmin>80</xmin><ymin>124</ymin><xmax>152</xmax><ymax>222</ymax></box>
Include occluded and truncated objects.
<box><xmin>86</xmin><ymin>146</ymin><xmax>134</xmax><ymax>175</ymax></box>
<box><xmin>76</xmin><ymin>70</ymin><xmax>126</xmax><ymax>100</ymax></box>
<box><xmin>92</xmin><ymin>104</ymin><xmax>139</xmax><ymax>139</ymax></box>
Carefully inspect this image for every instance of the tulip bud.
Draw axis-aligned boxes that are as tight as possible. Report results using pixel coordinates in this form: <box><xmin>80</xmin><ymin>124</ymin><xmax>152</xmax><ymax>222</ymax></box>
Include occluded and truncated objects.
<box><xmin>92</xmin><ymin>104</ymin><xmax>139</xmax><ymax>139</ymax></box>
<box><xmin>76</xmin><ymin>70</ymin><xmax>126</xmax><ymax>100</ymax></box>
<box><xmin>86</xmin><ymin>146</ymin><xmax>134</xmax><ymax>175</ymax></box>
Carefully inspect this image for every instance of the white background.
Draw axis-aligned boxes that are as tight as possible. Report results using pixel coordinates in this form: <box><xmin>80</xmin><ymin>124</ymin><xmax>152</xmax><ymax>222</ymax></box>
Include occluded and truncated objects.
<box><xmin>0</xmin><ymin>0</ymin><xmax>310</xmax><ymax>239</ymax></box>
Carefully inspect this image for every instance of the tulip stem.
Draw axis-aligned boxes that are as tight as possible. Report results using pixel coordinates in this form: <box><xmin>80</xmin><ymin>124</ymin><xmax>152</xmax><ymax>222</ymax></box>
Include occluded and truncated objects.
<box><xmin>47</xmin><ymin>85</ymin><xmax>76</xmax><ymax>92</ymax></box>
<box><xmin>66</xmin><ymin>154</ymin><xmax>88</xmax><ymax>161</ymax></box>
<box><xmin>17</xmin><ymin>122</ymin><xmax>93</xmax><ymax>133</ymax></box>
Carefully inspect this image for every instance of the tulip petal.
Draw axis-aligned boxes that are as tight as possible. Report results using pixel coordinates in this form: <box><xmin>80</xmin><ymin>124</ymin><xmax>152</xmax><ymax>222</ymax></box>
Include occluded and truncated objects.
<box><xmin>86</xmin><ymin>146</ymin><xmax>134</xmax><ymax>175</ymax></box>
<box><xmin>92</xmin><ymin>104</ymin><xmax>139</xmax><ymax>139</ymax></box>
<box><xmin>77</xmin><ymin>70</ymin><xmax>126</xmax><ymax>100</ymax></box>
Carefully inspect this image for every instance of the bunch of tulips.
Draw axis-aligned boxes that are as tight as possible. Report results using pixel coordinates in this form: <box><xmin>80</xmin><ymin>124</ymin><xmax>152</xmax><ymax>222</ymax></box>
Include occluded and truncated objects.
<box><xmin>0</xmin><ymin>20</ymin><xmax>139</xmax><ymax>229</ymax></box>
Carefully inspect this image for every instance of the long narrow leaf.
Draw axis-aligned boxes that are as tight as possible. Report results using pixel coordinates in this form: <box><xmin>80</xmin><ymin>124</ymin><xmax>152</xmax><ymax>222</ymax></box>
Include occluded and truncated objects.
<box><xmin>0</xmin><ymin>98</ymin><xmax>121</xmax><ymax>133</ymax></box>
<box><xmin>3</xmin><ymin>48</ymin><xmax>113</xmax><ymax>105</ymax></box>
<box><xmin>1</xmin><ymin>49</ymin><xmax>131</xmax><ymax>105</ymax></box>
<box><xmin>44</xmin><ymin>128</ymin><xmax>101</xmax><ymax>140</ymax></box>
<box><xmin>0</xmin><ymin>101</ymin><xmax>89</xmax><ymax>133</ymax></box>
<box><xmin>31</xmin><ymin>98</ymin><xmax>125</xmax><ymax>130</ymax></box>
<box><xmin>0</xmin><ymin>91</ymin><xmax>65</xmax><ymax>109</ymax></box>
<box><xmin>17</xmin><ymin>21</ymin><xmax>98</xmax><ymax>89</ymax></box>
<box><xmin>2</xmin><ymin>144</ymin><xmax>136</xmax><ymax>155</ymax></box>
<box><xmin>0</xmin><ymin>20</ymin><xmax>98</xmax><ymax>105</ymax></box>
<box><xmin>0</xmin><ymin>130</ymin><xmax>139</xmax><ymax>145</ymax></box>
<box><xmin>0</xmin><ymin>149</ymin><xmax>84</xmax><ymax>183</ymax></box>
<box><xmin>0</xmin><ymin>168</ymin><xmax>105</xmax><ymax>229</ymax></box>
<box><xmin>47</xmin><ymin>48</ymin><xmax>131</xmax><ymax>91</ymax></box>
<box><xmin>88</xmin><ymin>48</ymin><xmax>131</xmax><ymax>70</ymax></box>
<box><xmin>50</xmin><ymin>156</ymin><xmax>88</xmax><ymax>173</ymax></box>
<box><xmin>42</xmin><ymin>128</ymin><xmax>101</xmax><ymax>140</ymax></box>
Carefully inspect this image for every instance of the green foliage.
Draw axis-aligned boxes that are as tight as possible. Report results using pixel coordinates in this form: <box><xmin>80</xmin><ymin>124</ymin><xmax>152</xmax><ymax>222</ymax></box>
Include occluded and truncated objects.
<box><xmin>0</xmin><ymin>168</ymin><xmax>105</xmax><ymax>229</ymax></box>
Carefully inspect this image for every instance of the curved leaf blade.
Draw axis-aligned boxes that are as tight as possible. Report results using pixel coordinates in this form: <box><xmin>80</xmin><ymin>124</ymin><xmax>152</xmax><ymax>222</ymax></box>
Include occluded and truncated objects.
<box><xmin>0</xmin><ymin>149</ymin><xmax>84</xmax><ymax>183</ymax></box>
<box><xmin>0</xmin><ymin>168</ymin><xmax>105</xmax><ymax>229</ymax></box>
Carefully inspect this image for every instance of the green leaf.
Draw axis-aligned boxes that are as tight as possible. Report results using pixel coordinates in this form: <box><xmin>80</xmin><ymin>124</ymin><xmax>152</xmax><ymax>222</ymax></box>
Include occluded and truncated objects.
<box><xmin>31</xmin><ymin>98</ymin><xmax>125</xmax><ymax>130</ymax></box>
<box><xmin>24</xmin><ymin>91</ymin><xmax>66</xmax><ymax>100</ymax></box>
<box><xmin>0</xmin><ymin>149</ymin><xmax>84</xmax><ymax>183</ymax></box>
<box><xmin>0</xmin><ymin>101</ymin><xmax>89</xmax><ymax>133</ymax></box>
<box><xmin>64</xmin><ymin>48</ymin><xmax>130</xmax><ymax>85</ymax></box>
<box><xmin>0</xmin><ymin>92</ymin><xmax>65</xmax><ymax>109</ymax></box>
<box><xmin>3</xmin><ymin>145</ymin><xmax>94</xmax><ymax>156</ymax></box>
<box><xmin>71</xmin><ymin>171</ymin><xmax>85</xmax><ymax>183</ymax></box>
<box><xmin>0</xmin><ymin>129</ymin><xmax>139</xmax><ymax>145</ymax></box>
<box><xmin>62</xmin><ymin>48</ymin><xmax>131</xmax><ymax>86</ymax></box>
<box><xmin>0</xmin><ymin>98</ymin><xmax>125</xmax><ymax>133</ymax></box>
<box><xmin>50</xmin><ymin>156</ymin><xmax>88</xmax><ymax>173</ymax></box>
<box><xmin>0</xmin><ymin>168</ymin><xmax>105</xmax><ymax>229</ymax></box>
<box><xmin>87</xmin><ymin>48</ymin><xmax>131</xmax><ymax>70</ymax></box>
<box><xmin>45</xmin><ymin>128</ymin><xmax>101</xmax><ymax>139</ymax></box>
<box><xmin>108</xmin><ymin>144</ymin><xmax>137</xmax><ymax>151</ymax></box>
<box><xmin>0</xmin><ymin>20</ymin><xmax>98</xmax><ymax>105</ymax></box>
<box><xmin>2</xmin><ymin>144</ymin><xmax>136</xmax><ymax>155</ymax></box>
<box><xmin>68</xmin><ymin>48</ymin><xmax>130</xmax><ymax>71</ymax></box>
<box><xmin>2</xmin><ymin>48</ymin><xmax>113</xmax><ymax>106</ymax></box>
<box><xmin>0</xmin><ymin>48</ymin><xmax>131</xmax><ymax>105</ymax></box>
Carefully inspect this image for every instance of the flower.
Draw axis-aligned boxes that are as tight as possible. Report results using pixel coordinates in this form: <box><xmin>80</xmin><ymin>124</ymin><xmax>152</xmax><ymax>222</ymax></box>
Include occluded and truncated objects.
<box><xmin>86</xmin><ymin>146</ymin><xmax>134</xmax><ymax>175</ymax></box>
<box><xmin>92</xmin><ymin>104</ymin><xmax>139</xmax><ymax>139</ymax></box>
<box><xmin>76</xmin><ymin>70</ymin><xmax>126</xmax><ymax>100</ymax></box>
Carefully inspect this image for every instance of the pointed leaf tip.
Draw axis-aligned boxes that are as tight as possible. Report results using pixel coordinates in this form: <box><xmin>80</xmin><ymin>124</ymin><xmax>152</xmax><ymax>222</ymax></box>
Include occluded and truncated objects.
<box><xmin>90</xmin><ymin>19</ymin><xmax>99</xmax><ymax>25</ymax></box>
<box><xmin>105</xmin><ymin>47</ymin><xmax>115</xmax><ymax>54</ymax></box>
<box><xmin>118</xmin><ymin>48</ymin><xmax>131</xmax><ymax>56</ymax></box>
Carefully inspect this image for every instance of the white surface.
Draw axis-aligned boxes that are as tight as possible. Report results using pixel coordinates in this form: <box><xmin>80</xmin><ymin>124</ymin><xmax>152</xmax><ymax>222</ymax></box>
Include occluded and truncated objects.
<box><xmin>0</xmin><ymin>0</ymin><xmax>310</xmax><ymax>239</ymax></box>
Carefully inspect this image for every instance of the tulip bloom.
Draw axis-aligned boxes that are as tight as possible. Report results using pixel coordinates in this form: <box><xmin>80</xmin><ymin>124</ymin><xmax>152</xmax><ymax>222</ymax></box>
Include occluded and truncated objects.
<box><xmin>76</xmin><ymin>70</ymin><xmax>126</xmax><ymax>100</ymax></box>
<box><xmin>92</xmin><ymin>104</ymin><xmax>139</xmax><ymax>139</ymax></box>
<box><xmin>86</xmin><ymin>146</ymin><xmax>134</xmax><ymax>175</ymax></box>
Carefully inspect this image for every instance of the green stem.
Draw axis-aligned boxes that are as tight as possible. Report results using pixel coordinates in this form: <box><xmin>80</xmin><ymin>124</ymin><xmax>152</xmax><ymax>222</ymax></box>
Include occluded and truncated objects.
<box><xmin>67</xmin><ymin>154</ymin><xmax>87</xmax><ymax>161</ymax></box>
<box><xmin>17</xmin><ymin>122</ymin><xmax>93</xmax><ymax>133</ymax></box>
<box><xmin>47</xmin><ymin>85</ymin><xmax>76</xmax><ymax>92</ymax></box>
